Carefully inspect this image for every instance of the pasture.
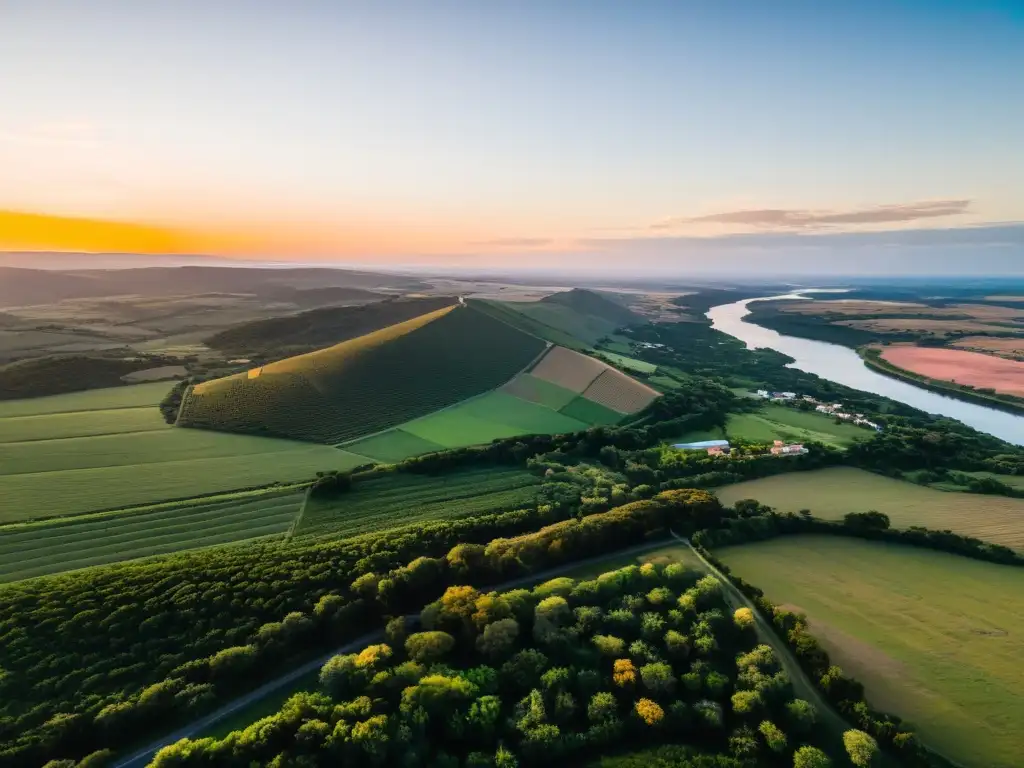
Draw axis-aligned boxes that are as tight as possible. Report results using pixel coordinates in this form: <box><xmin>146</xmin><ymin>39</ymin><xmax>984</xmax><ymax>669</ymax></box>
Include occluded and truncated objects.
<box><xmin>293</xmin><ymin>467</ymin><xmax>542</xmax><ymax>541</ymax></box>
<box><xmin>717</xmin><ymin>535</ymin><xmax>1024</xmax><ymax>768</ymax></box>
<box><xmin>714</xmin><ymin>466</ymin><xmax>1024</xmax><ymax>549</ymax></box>
<box><xmin>724</xmin><ymin>404</ymin><xmax>868</xmax><ymax>448</ymax></box>
<box><xmin>0</xmin><ymin>488</ymin><xmax>305</xmax><ymax>583</ymax></box>
<box><xmin>400</xmin><ymin>391</ymin><xmax>589</xmax><ymax>448</ymax></box>
<box><xmin>598</xmin><ymin>350</ymin><xmax>658</xmax><ymax>374</ymax></box>
<box><xmin>0</xmin><ymin>383</ymin><xmax>371</xmax><ymax>521</ymax></box>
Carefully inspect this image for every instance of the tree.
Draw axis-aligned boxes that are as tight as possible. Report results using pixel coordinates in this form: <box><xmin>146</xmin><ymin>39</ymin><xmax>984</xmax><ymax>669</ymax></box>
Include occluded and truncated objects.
<box><xmin>385</xmin><ymin>616</ymin><xmax>409</xmax><ymax>647</ymax></box>
<box><xmin>494</xmin><ymin>745</ymin><xmax>518</xmax><ymax>768</ymax></box>
<box><xmin>476</xmin><ymin>618</ymin><xmax>520</xmax><ymax>659</ymax></box>
<box><xmin>733</xmin><ymin>607</ymin><xmax>755</xmax><ymax>631</ymax></box>
<box><xmin>758</xmin><ymin>720</ymin><xmax>787</xmax><ymax>753</ymax></box>
<box><xmin>731</xmin><ymin>690</ymin><xmax>762</xmax><ymax>716</ymax></box>
<box><xmin>404</xmin><ymin>631</ymin><xmax>455</xmax><ymax>663</ymax></box>
<box><xmin>592</xmin><ymin>634</ymin><xmax>626</xmax><ymax>657</ymax></box>
<box><xmin>843</xmin><ymin>730</ymin><xmax>879</xmax><ymax>767</ymax></box>
<box><xmin>785</xmin><ymin>699</ymin><xmax>817</xmax><ymax>734</ymax></box>
<box><xmin>634</xmin><ymin>698</ymin><xmax>665</xmax><ymax>726</ymax></box>
<box><xmin>793</xmin><ymin>745</ymin><xmax>832</xmax><ymax>768</ymax></box>
<box><xmin>588</xmin><ymin>691</ymin><xmax>618</xmax><ymax>723</ymax></box>
<box><xmin>613</xmin><ymin>659</ymin><xmax>637</xmax><ymax>688</ymax></box>
<box><xmin>640</xmin><ymin>662</ymin><xmax>676</xmax><ymax>695</ymax></box>
<box><xmin>664</xmin><ymin>630</ymin><xmax>690</xmax><ymax>659</ymax></box>
<box><xmin>500</xmin><ymin>649</ymin><xmax>550</xmax><ymax>693</ymax></box>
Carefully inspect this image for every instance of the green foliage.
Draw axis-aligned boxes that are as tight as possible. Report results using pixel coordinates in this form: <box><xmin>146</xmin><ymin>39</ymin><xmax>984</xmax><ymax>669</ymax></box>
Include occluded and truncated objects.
<box><xmin>843</xmin><ymin>729</ymin><xmax>880</xmax><ymax>767</ymax></box>
<box><xmin>143</xmin><ymin>563</ymin><xmax>845</xmax><ymax>766</ymax></box>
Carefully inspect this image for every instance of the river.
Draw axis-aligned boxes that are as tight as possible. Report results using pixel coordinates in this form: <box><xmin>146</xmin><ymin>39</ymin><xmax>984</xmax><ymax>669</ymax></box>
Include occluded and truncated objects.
<box><xmin>706</xmin><ymin>293</ymin><xmax>1024</xmax><ymax>445</ymax></box>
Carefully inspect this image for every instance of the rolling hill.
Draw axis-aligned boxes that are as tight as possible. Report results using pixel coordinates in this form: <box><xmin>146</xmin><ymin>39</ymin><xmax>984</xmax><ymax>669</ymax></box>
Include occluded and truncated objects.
<box><xmin>480</xmin><ymin>288</ymin><xmax>645</xmax><ymax>346</ymax></box>
<box><xmin>205</xmin><ymin>296</ymin><xmax>455</xmax><ymax>359</ymax></box>
<box><xmin>178</xmin><ymin>303</ymin><xmax>549</xmax><ymax>443</ymax></box>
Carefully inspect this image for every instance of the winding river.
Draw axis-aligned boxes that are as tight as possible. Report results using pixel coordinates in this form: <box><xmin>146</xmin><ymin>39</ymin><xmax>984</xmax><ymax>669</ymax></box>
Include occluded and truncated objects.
<box><xmin>706</xmin><ymin>293</ymin><xmax>1024</xmax><ymax>446</ymax></box>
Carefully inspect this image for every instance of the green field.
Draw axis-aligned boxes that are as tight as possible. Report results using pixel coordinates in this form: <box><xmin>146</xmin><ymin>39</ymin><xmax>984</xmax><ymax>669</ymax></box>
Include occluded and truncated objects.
<box><xmin>293</xmin><ymin>467</ymin><xmax>542</xmax><ymax>541</ymax></box>
<box><xmin>179</xmin><ymin>304</ymin><xmax>547</xmax><ymax>444</ymax></box>
<box><xmin>0</xmin><ymin>383</ymin><xmax>371</xmax><ymax>521</ymax></box>
<box><xmin>501</xmin><ymin>373</ymin><xmax>578</xmax><ymax>409</ymax></box>
<box><xmin>0</xmin><ymin>381</ymin><xmax>170</xmax><ymax>417</ymax></box>
<box><xmin>715</xmin><ymin>466</ymin><xmax>1024</xmax><ymax>549</ymax></box>
<box><xmin>666</xmin><ymin>426</ymin><xmax>727</xmax><ymax>444</ymax></box>
<box><xmin>0</xmin><ymin>488</ymin><xmax>305</xmax><ymax>582</ymax></box>
<box><xmin>558</xmin><ymin>395</ymin><xmax>624</xmax><ymax>425</ymax></box>
<box><xmin>597</xmin><ymin>350</ymin><xmax>657</xmax><ymax>374</ymax></box>
<box><xmin>725</xmin><ymin>404</ymin><xmax>869</xmax><ymax>447</ymax></box>
<box><xmin>341</xmin><ymin>429</ymin><xmax>447</xmax><ymax>462</ymax></box>
<box><xmin>400</xmin><ymin>391</ymin><xmax>589</xmax><ymax>449</ymax></box>
<box><xmin>717</xmin><ymin>536</ymin><xmax>1024</xmax><ymax>768</ymax></box>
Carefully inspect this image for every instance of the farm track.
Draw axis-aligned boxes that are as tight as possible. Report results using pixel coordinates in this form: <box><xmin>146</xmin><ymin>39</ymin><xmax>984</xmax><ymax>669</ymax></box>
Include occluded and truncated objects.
<box><xmin>672</xmin><ymin>533</ymin><xmax>903</xmax><ymax>768</ymax></box>
<box><xmin>110</xmin><ymin>539</ymin><xmax>673</xmax><ymax>768</ymax></box>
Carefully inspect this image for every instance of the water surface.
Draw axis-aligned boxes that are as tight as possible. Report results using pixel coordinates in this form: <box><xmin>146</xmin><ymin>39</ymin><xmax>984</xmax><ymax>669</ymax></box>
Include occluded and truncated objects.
<box><xmin>706</xmin><ymin>294</ymin><xmax>1024</xmax><ymax>445</ymax></box>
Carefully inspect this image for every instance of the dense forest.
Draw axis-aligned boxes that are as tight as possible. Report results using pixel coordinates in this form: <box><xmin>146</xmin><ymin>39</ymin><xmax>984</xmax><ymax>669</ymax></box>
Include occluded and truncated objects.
<box><xmin>150</xmin><ymin>562</ymin><xmax>857</xmax><ymax>767</ymax></box>
<box><xmin>0</xmin><ymin>354</ymin><xmax>181</xmax><ymax>399</ymax></box>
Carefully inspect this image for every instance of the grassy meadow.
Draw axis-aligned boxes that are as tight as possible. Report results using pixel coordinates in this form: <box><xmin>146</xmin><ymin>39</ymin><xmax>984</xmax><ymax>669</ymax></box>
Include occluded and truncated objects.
<box><xmin>0</xmin><ymin>383</ymin><xmax>370</xmax><ymax>521</ymax></box>
<box><xmin>717</xmin><ymin>535</ymin><xmax>1024</xmax><ymax>768</ymax></box>
<box><xmin>293</xmin><ymin>467</ymin><xmax>542</xmax><ymax>541</ymax></box>
<box><xmin>0</xmin><ymin>488</ymin><xmax>305</xmax><ymax>582</ymax></box>
<box><xmin>714</xmin><ymin>466</ymin><xmax>1024</xmax><ymax>549</ymax></box>
<box><xmin>725</xmin><ymin>404</ymin><xmax>868</xmax><ymax>448</ymax></box>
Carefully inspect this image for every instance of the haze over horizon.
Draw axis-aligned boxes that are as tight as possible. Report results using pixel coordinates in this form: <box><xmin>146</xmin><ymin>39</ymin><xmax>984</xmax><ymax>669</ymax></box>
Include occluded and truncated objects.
<box><xmin>2</xmin><ymin>1</ymin><xmax>1022</xmax><ymax>275</ymax></box>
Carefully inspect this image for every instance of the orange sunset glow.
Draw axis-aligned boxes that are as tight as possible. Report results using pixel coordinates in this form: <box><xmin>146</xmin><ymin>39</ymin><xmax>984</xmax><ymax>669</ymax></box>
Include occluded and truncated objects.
<box><xmin>0</xmin><ymin>209</ymin><xmax>534</xmax><ymax>260</ymax></box>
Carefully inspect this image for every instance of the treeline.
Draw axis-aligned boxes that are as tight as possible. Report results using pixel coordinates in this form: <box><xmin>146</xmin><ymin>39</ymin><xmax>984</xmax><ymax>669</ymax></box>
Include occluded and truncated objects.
<box><xmin>0</xmin><ymin>489</ymin><xmax>723</xmax><ymax>766</ymax></box>
<box><xmin>158</xmin><ymin>379</ymin><xmax>190</xmax><ymax>424</ymax></box>
<box><xmin>693</xmin><ymin>502</ymin><xmax>1023</xmax><ymax>567</ymax></box>
<box><xmin>0</xmin><ymin>354</ymin><xmax>180</xmax><ymax>400</ymax></box>
<box><xmin>151</xmin><ymin>560</ymin><xmax>852</xmax><ymax>767</ymax></box>
<box><xmin>697</xmin><ymin>542</ymin><xmax>959</xmax><ymax>768</ymax></box>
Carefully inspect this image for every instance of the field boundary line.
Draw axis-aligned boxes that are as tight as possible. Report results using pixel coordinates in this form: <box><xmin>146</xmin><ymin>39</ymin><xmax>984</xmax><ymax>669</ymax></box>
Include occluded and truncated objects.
<box><xmin>173</xmin><ymin>384</ymin><xmax>193</xmax><ymax>426</ymax></box>
<box><xmin>285</xmin><ymin>487</ymin><xmax>312</xmax><ymax>542</ymax></box>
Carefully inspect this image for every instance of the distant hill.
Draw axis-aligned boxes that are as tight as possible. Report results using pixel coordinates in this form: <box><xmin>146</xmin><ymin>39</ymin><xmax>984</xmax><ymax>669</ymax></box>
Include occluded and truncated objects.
<box><xmin>0</xmin><ymin>266</ymin><xmax>426</xmax><ymax>307</ymax></box>
<box><xmin>178</xmin><ymin>303</ymin><xmax>548</xmax><ymax>443</ymax></box>
<box><xmin>0</xmin><ymin>354</ymin><xmax>174</xmax><ymax>400</ymax></box>
<box><xmin>541</xmin><ymin>288</ymin><xmax>643</xmax><ymax>327</ymax></box>
<box><xmin>205</xmin><ymin>296</ymin><xmax>456</xmax><ymax>360</ymax></box>
<box><xmin>482</xmin><ymin>288</ymin><xmax>645</xmax><ymax>347</ymax></box>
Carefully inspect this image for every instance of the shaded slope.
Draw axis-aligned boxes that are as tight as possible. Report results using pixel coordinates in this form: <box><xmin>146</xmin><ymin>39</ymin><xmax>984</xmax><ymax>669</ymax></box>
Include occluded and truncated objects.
<box><xmin>206</xmin><ymin>296</ymin><xmax>455</xmax><ymax>359</ymax></box>
<box><xmin>179</xmin><ymin>304</ymin><xmax>547</xmax><ymax>443</ymax></box>
<box><xmin>541</xmin><ymin>287</ymin><xmax>643</xmax><ymax>327</ymax></box>
<box><xmin>481</xmin><ymin>289</ymin><xmax>645</xmax><ymax>347</ymax></box>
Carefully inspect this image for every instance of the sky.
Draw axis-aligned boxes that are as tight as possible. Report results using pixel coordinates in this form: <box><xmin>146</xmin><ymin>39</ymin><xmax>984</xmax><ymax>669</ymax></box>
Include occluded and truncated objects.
<box><xmin>1</xmin><ymin>0</ymin><xmax>1023</xmax><ymax>275</ymax></box>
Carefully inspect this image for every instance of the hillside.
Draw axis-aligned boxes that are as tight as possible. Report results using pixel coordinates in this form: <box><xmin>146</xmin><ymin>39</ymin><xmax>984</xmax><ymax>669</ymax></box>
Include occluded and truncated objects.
<box><xmin>205</xmin><ymin>296</ymin><xmax>455</xmax><ymax>359</ymax></box>
<box><xmin>178</xmin><ymin>303</ymin><xmax>548</xmax><ymax>443</ymax></box>
<box><xmin>0</xmin><ymin>265</ymin><xmax>426</xmax><ymax>307</ymax></box>
<box><xmin>489</xmin><ymin>288</ymin><xmax>644</xmax><ymax>346</ymax></box>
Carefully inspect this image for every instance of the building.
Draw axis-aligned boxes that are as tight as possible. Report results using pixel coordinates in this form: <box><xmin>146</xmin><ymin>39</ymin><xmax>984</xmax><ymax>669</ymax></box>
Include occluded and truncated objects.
<box><xmin>770</xmin><ymin>440</ymin><xmax>808</xmax><ymax>455</ymax></box>
<box><xmin>756</xmin><ymin>389</ymin><xmax>770</xmax><ymax>399</ymax></box>
<box><xmin>673</xmin><ymin>439</ymin><xmax>731</xmax><ymax>452</ymax></box>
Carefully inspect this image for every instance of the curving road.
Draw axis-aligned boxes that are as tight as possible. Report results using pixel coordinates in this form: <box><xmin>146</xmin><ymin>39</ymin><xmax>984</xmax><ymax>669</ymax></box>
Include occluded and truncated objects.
<box><xmin>112</xmin><ymin>539</ymin><xmax>671</xmax><ymax>768</ymax></box>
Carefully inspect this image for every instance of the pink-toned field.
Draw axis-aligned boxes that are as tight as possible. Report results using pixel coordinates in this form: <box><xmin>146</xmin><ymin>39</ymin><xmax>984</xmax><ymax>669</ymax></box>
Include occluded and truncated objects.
<box><xmin>881</xmin><ymin>347</ymin><xmax>1024</xmax><ymax>396</ymax></box>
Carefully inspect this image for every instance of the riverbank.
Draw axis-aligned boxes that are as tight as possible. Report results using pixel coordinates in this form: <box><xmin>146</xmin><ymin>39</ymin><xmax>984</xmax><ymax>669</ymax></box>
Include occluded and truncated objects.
<box><xmin>859</xmin><ymin>347</ymin><xmax>1024</xmax><ymax>416</ymax></box>
<box><xmin>706</xmin><ymin>296</ymin><xmax>1024</xmax><ymax>444</ymax></box>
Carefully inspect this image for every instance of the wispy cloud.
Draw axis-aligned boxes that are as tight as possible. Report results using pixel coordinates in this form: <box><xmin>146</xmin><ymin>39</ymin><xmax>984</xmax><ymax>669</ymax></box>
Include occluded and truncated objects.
<box><xmin>653</xmin><ymin>199</ymin><xmax>972</xmax><ymax>231</ymax></box>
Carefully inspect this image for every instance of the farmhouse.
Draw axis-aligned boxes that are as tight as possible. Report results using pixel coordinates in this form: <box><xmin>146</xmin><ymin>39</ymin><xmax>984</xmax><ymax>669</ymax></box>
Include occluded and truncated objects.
<box><xmin>770</xmin><ymin>440</ymin><xmax>808</xmax><ymax>456</ymax></box>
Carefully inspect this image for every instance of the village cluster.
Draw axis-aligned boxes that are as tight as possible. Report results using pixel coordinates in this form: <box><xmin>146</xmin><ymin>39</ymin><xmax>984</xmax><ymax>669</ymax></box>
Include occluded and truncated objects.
<box><xmin>755</xmin><ymin>390</ymin><xmax>882</xmax><ymax>431</ymax></box>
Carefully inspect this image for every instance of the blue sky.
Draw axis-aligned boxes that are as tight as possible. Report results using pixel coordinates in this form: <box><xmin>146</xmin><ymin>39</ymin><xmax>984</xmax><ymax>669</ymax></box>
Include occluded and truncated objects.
<box><xmin>1</xmin><ymin>1</ymin><xmax>1022</xmax><ymax>273</ymax></box>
